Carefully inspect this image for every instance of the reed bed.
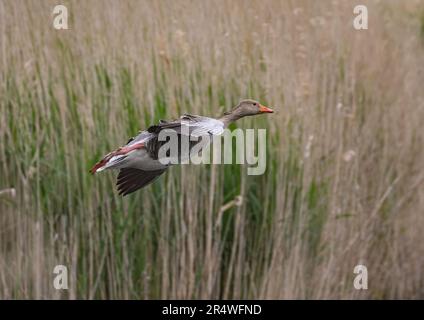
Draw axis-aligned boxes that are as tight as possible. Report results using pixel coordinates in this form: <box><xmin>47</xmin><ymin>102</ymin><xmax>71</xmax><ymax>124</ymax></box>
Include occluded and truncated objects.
<box><xmin>0</xmin><ymin>0</ymin><xmax>423</xmax><ymax>299</ymax></box>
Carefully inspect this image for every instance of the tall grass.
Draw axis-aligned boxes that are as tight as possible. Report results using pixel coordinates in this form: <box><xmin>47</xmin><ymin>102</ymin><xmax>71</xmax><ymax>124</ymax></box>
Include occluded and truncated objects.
<box><xmin>0</xmin><ymin>0</ymin><xmax>423</xmax><ymax>299</ymax></box>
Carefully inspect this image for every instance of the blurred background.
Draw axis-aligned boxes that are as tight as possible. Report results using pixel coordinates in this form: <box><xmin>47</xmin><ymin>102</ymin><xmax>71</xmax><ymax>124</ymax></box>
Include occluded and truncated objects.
<box><xmin>0</xmin><ymin>0</ymin><xmax>423</xmax><ymax>299</ymax></box>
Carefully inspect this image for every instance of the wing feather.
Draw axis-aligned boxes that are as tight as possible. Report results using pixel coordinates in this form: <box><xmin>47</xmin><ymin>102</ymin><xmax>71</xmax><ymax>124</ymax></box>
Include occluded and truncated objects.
<box><xmin>116</xmin><ymin>168</ymin><xmax>167</xmax><ymax>196</ymax></box>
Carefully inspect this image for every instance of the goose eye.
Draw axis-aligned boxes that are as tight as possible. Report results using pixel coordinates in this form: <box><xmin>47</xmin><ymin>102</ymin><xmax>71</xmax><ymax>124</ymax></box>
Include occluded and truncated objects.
<box><xmin>253</xmin><ymin>103</ymin><xmax>257</xmax><ymax>106</ymax></box>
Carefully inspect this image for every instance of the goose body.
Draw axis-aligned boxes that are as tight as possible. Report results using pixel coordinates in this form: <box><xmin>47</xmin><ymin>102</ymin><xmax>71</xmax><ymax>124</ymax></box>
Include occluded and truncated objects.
<box><xmin>90</xmin><ymin>99</ymin><xmax>273</xmax><ymax>195</ymax></box>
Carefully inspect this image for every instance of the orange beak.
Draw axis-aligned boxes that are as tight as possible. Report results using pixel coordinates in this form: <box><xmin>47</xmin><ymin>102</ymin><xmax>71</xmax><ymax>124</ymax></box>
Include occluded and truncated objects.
<box><xmin>259</xmin><ymin>104</ymin><xmax>274</xmax><ymax>113</ymax></box>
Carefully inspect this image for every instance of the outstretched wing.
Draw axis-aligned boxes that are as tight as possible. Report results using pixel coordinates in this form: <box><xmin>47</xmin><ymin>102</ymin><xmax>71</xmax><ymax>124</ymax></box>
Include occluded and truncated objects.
<box><xmin>91</xmin><ymin>114</ymin><xmax>224</xmax><ymax>193</ymax></box>
<box><xmin>116</xmin><ymin>167</ymin><xmax>167</xmax><ymax>196</ymax></box>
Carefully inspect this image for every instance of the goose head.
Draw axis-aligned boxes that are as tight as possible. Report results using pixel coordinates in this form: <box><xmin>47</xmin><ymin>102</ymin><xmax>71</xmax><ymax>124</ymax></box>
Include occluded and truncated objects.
<box><xmin>220</xmin><ymin>99</ymin><xmax>273</xmax><ymax>126</ymax></box>
<box><xmin>235</xmin><ymin>99</ymin><xmax>273</xmax><ymax>116</ymax></box>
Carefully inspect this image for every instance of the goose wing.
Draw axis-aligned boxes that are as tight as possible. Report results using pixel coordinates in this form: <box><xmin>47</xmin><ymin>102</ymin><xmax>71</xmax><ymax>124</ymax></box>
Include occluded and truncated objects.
<box><xmin>147</xmin><ymin>115</ymin><xmax>224</xmax><ymax>137</ymax></box>
<box><xmin>116</xmin><ymin>167</ymin><xmax>167</xmax><ymax>196</ymax></box>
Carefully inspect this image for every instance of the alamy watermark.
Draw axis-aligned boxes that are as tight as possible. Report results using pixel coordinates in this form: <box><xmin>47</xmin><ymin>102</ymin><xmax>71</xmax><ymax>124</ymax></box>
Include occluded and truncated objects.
<box><xmin>156</xmin><ymin>126</ymin><xmax>268</xmax><ymax>176</ymax></box>
<box><xmin>353</xmin><ymin>264</ymin><xmax>368</xmax><ymax>290</ymax></box>
<box><xmin>52</xmin><ymin>4</ymin><xmax>369</xmax><ymax>32</ymax></box>
<box><xmin>53</xmin><ymin>265</ymin><xmax>68</xmax><ymax>290</ymax></box>
<box><xmin>52</xmin><ymin>5</ymin><xmax>68</xmax><ymax>30</ymax></box>
<box><xmin>353</xmin><ymin>5</ymin><xmax>368</xmax><ymax>30</ymax></box>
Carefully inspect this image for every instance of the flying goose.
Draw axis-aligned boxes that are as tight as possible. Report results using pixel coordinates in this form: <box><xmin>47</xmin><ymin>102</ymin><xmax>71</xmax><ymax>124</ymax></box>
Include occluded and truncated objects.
<box><xmin>90</xmin><ymin>99</ymin><xmax>273</xmax><ymax>195</ymax></box>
